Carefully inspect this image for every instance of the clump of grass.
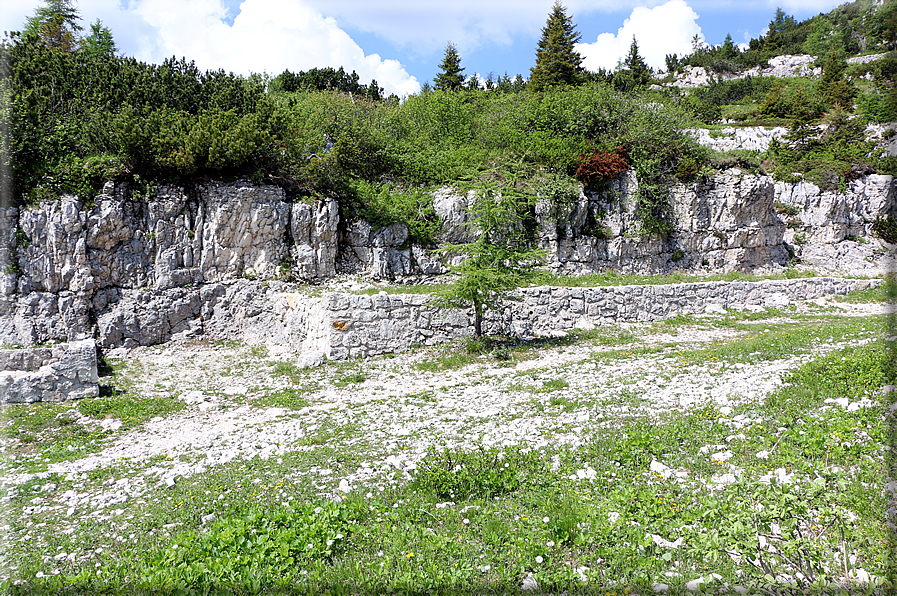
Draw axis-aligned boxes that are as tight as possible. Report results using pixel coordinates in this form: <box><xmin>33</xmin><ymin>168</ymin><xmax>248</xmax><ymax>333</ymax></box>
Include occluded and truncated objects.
<box><xmin>269</xmin><ymin>359</ymin><xmax>310</xmax><ymax>384</ymax></box>
<box><xmin>254</xmin><ymin>386</ymin><xmax>318</xmax><ymax>410</ymax></box>
<box><xmin>413</xmin><ymin>444</ymin><xmax>546</xmax><ymax>499</ymax></box>
<box><xmin>333</xmin><ymin>371</ymin><xmax>366</xmax><ymax>387</ymax></box>
<box><xmin>77</xmin><ymin>395</ymin><xmax>184</xmax><ymax>429</ymax></box>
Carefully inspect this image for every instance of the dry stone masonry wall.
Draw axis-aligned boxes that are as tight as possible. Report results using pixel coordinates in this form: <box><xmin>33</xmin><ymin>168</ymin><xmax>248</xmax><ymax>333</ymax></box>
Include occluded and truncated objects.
<box><xmin>306</xmin><ymin>277</ymin><xmax>876</xmax><ymax>361</ymax></box>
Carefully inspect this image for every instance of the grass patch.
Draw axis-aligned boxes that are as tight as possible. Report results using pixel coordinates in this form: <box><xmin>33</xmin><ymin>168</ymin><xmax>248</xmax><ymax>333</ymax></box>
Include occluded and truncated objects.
<box><xmin>77</xmin><ymin>395</ymin><xmax>185</xmax><ymax>429</ymax></box>
<box><xmin>669</xmin><ymin>315</ymin><xmax>886</xmax><ymax>366</ymax></box>
<box><xmin>834</xmin><ymin>276</ymin><xmax>896</xmax><ymax>304</ymax></box>
<box><xmin>254</xmin><ymin>386</ymin><xmax>319</xmax><ymax>410</ymax></box>
<box><xmin>333</xmin><ymin>371</ymin><xmax>366</xmax><ymax>387</ymax></box>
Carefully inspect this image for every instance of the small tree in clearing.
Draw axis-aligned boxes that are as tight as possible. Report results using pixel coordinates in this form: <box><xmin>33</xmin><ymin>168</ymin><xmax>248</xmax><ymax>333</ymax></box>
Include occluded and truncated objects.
<box><xmin>438</xmin><ymin>183</ymin><xmax>545</xmax><ymax>338</ymax></box>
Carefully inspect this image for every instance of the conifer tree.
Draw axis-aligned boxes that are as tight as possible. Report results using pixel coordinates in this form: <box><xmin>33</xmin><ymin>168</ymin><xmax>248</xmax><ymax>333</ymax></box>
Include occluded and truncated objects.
<box><xmin>623</xmin><ymin>37</ymin><xmax>651</xmax><ymax>85</ymax></box>
<box><xmin>23</xmin><ymin>0</ymin><xmax>83</xmax><ymax>52</ymax></box>
<box><xmin>614</xmin><ymin>37</ymin><xmax>651</xmax><ymax>92</ymax></box>
<box><xmin>818</xmin><ymin>46</ymin><xmax>856</xmax><ymax>108</ymax></box>
<box><xmin>434</xmin><ymin>42</ymin><xmax>465</xmax><ymax>91</ymax></box>
<box><xmin>529</xmin><ymin>1</ymin><xmax>583</xmax><ymax>92</ymax></box>
<box><xmin>80</xmin><ymin>19</ymin><xmax>117</xmax><ymax>58</ymax></box>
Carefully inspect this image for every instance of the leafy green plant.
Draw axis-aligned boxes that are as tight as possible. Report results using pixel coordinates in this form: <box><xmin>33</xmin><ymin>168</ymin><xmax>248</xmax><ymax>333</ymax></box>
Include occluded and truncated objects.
<box><xmin>136</xmin><ymin>501</ymin><xmax>358</xmax><ymax>590</ymax></box>
<box><xmin>414</xmin><ymin>444</ymin><xmax>545</xmax><ymax>499</ymax></box>
<box><xmin>77</xmin><ymin>394</ymin><xmax>184</xmax><ymax>429</ymax></box>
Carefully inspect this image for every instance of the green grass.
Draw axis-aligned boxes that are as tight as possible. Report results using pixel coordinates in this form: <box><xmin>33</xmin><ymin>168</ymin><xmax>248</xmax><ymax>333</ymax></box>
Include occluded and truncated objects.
<box><xmin>834</xmin><ymin>276</ymin><xmax>896</xmax><ymax>304</ymax></box>
<box><xmin>254</xmin><ymin>386</ymin><xmax>319</xmax><ymax>410</ymax></box>
<box><xmin>669</xmin><ymin>315</ymin><xmax>886</xmax><ymax>366</ymax></box>
<box><xmin>77</xmin><ymin>394</ymin><xmax>185</xmax><ymax>429</ymax></box>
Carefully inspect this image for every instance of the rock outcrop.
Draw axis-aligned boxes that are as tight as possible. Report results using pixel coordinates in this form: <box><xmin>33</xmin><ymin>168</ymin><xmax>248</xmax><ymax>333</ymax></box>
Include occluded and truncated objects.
<box><xmin>0</xmin><ymin>339</ymin><xmax>99</xmax><ymax>404</ymax></box>
<box><xmin>669</xmin><ymin>55</ymin><xmax>823</xmax><ymax>89</ymax></box>
<box><xmin>1</xmin><ymin>171</ymin><xmax>893</xmax><ymax>351</ymax></box>
<box><xmin>538</xmin><ymin>169</ymin><xmax>792</xmax><ymax>275</ymax></box>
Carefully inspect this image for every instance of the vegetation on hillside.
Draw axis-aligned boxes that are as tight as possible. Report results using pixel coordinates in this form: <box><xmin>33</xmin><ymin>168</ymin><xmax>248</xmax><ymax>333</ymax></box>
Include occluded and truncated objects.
<box><xmin>1</xmin><ymin>0</ymin><xmax>895</xmax><ymax>241</ymax></box>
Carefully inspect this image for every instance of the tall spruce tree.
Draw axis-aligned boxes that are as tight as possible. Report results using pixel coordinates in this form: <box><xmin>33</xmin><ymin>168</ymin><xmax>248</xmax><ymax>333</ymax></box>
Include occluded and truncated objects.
<box><xmin>614</xmin><ymin>36</ymin><xmax>651</xmax><ymax>92</ymax></box>
<box><xmin>23</xmin><ymin>0</ymin><xmax>83</xmax><ymax>52</ymax></box>
<box><xmin>529</xmin><ymin>1</ymin><xmax>583</xmax><ymax>92</ymax></box>
<box><xmin>433</xmin><ymin>42</ymin><xmax>465</xmax><ymax>91</ymax></box>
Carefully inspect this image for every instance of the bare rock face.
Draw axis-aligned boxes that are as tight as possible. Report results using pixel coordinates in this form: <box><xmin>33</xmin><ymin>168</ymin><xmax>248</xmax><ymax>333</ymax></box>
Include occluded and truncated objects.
<box><xmin>672</xmin><ymin>171</ymin><xmax>788</xmax><ymax>271</ymax></box>
<box><xmin>343</xmin><ymin>220</ymin><xmax>413</xmax><ymax>278</ymax></box>
<box><xmin>775</xmin><ymin>175</ymin><xmax>895</xmax><ymax>243</ymax></box>
<box><xmin>433</xmin><ymin>186</ymin><xmax>477</xmax><ymax>244</ymax></box>
<box><xmin>0</xmin><ymin>339</ymin><xmax>98</xmax><ymax>404</ymax></box>
<box><xmin>539</xmin><ymin>169</ymin><xmax>790</xmax><ymax>274</ymax></box>
<box><xmin>775</xmin><ymin>174</ymin><xmax>897</xmax><ymax>275</ymax></box>
<box><xmin>291</xmin><ymin>196</ymin><xmax>339</xmax><ymax>280</ymax></box>
<box><xmin>195</xmin><ymin>182</ymin><xmax>291</xmax><ymax>282</ymax></box>
<box><xmin>17</xmin><ymin>182</ymin><xmax>291</xmax><ymax>295</ymax></box>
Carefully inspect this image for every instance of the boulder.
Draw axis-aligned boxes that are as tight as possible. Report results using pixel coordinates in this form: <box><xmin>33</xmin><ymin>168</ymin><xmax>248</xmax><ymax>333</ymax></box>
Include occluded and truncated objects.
<box><xmin>0</xmin><ymin>339</ymin><xmax>99</xmax><ymax>404</ymax></box>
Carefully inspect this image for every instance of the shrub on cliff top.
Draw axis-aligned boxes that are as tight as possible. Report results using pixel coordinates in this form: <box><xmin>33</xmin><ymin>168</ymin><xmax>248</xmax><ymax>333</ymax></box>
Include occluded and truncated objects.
<box><xmin>574</xmin><ymin>147</ymin><xmax>629</xmax><ymax>186</ymax></box>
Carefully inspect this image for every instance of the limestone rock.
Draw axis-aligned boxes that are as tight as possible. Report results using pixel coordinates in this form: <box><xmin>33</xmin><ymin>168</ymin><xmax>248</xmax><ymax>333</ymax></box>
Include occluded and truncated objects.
<box><xmin>433</xmin><ymin>187</ymin><xmax>478</xmax><ymax>244</ymax></box>
<box><xmin>290</xmin><ymin>196</ymin><xmax>339</xmax><ymax>280</ymax></box>
<box><xmin>688</xmin><ymin>127</ymin><xmax>787</xmax><ymax>153</ymax></box>
<box><xmin>669</xmin><ymin>55</ymin><xmax>821</xmax><ymax>89</ymax></box>
<box><xmin>775</xmin><ymin>174</ymin><xmax>895</xmax><ymax>244</ymax></box>
<box><xmin>344</xmin><ymin>220</ymin><xmax>412</xmax><ymax>278</ymax></box>
<box><xmin>0</xmin><ymin>339</ymin><xmax>99</xmax><ymax>404</ymax></box>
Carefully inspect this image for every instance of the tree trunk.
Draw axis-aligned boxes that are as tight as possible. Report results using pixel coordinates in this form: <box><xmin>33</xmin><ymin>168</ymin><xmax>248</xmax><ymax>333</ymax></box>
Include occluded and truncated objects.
<box><xmin>473</xmin><ymin>299</ymin><xmax>483</xmax><ymax>337</ymax></box>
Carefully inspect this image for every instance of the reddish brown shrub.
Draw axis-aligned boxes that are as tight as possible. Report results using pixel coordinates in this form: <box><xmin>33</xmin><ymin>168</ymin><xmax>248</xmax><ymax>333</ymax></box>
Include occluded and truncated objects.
<box><xmin>574</xmin><ymin>147</ymin><xmax>629</xmax><ymax>187</ymax></box>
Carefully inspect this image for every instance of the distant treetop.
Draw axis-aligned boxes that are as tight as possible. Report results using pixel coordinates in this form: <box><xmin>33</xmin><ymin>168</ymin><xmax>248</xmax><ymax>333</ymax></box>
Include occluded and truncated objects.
<box><xmin>434</xmin><ymin>42</ymin><xmax>466</xmax><ymax>91</ymax></box>
<box><xmin>23</xmin><ymin>0</ymin><xmax>83</xmax><ymax>53</ymax></box>
<box><xmin>529</xmin><ymin>1</ymin><xmax>583</xmax><ymax>92</ymax></box>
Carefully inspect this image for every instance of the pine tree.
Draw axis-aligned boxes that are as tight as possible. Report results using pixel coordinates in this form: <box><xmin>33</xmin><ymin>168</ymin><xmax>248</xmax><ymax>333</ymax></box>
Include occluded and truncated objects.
<box><xmin>433</xmin><ymin>42</ymin><xmax>465</xmax><ymax>91</ymax></box>
<box><xmin>819</xmin><ymin>46</ymin><xmax>856</xmax><ymax>109</ymax></box>
<box><xmin>80</xmin><ymin>19</ymin><xmax>117</xmax><ymax>58</ymax></box>
<box><xmin>529</xmin><ymin>1</ymin><xmax>583</xmax><ymax>92</ymax></box>
<box><xmin>23</xmin><ymin>0</ymin><xmax>83</xmax><ymax>52</ymax></box>
<box><xmin>721</xmin><ymin>33</ymin><xmax>738</xmax><ymax>59</ymax></box>
<box><xmin>614</xmin><ymin>37</ymin><xmax>651</xmax><ymax>92</ymax></box>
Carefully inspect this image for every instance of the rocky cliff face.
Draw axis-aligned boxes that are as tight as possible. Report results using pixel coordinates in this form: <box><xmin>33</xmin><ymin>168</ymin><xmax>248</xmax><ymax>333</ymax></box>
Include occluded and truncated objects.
<box><xmin>2</xmin><ymin>171</ymin><xmax>894</xmax><ymax>349</ymax></box>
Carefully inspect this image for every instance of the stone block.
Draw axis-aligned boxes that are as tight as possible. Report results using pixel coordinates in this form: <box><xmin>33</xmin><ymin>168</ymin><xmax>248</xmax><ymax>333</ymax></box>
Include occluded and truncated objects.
<box><xmin>0</xmin><ymin>339</ymin><xmax>99</xmax><ymax>404</ymax></box>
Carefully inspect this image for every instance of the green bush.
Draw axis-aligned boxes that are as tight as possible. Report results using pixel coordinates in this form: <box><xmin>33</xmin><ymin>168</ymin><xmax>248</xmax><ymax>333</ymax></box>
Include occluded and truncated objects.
<box><xmin>414</xmin><ymin>445</ymin><xmax>545</xmax><ymax>499</ymax></box>
<box><xmin>872</xmin><ymin>214</ymin><xmax>897</xmax><ymax>243</ymax></box>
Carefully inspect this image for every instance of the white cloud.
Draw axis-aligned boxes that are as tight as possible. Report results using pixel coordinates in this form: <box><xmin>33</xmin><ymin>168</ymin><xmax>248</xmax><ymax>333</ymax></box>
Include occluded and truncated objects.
<box><xmin>576</xmin><ymin>0</ymin><xmax>703</xmax><ymax>72</ymax></box>
<box><xmin>293</xmin><ymin>0</ymin><xmax>712</xmax><ymax>57</ymax></box>
<box><xmin>130</xmin><ymin>0</ymin><xmax>420</xmax><ymax>95</ymax></box>
<box><xmin>3</xmin><ymin>0</ymin><xmax>419</xmax><ymax>96</ymax></box>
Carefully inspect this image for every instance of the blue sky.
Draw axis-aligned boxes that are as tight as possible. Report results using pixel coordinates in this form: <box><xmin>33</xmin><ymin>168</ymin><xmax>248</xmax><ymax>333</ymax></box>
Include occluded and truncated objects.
<box><xmin>1</xmin><ymin>0</ymin><xmax>848</xmax><ymax>95</ymax></box>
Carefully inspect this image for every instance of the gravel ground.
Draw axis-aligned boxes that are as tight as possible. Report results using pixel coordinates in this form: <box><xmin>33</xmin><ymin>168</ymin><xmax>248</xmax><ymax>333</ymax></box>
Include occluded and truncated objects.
<box><xmin>3</xmin><ymin>299</ymin><xmax>890</xmax><ymax>526</ymax></box>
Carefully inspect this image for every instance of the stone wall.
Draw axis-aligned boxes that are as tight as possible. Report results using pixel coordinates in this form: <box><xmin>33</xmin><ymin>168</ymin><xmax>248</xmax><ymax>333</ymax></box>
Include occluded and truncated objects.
<box><xmin>274</xmin><ymin>277</ymin><xmax>878</xmax><ymax>361</ymax></box>
<box><xmin>0</xmin><ymin>339</ymin><xmax>99</xmax><ymax>404</ymax></box>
